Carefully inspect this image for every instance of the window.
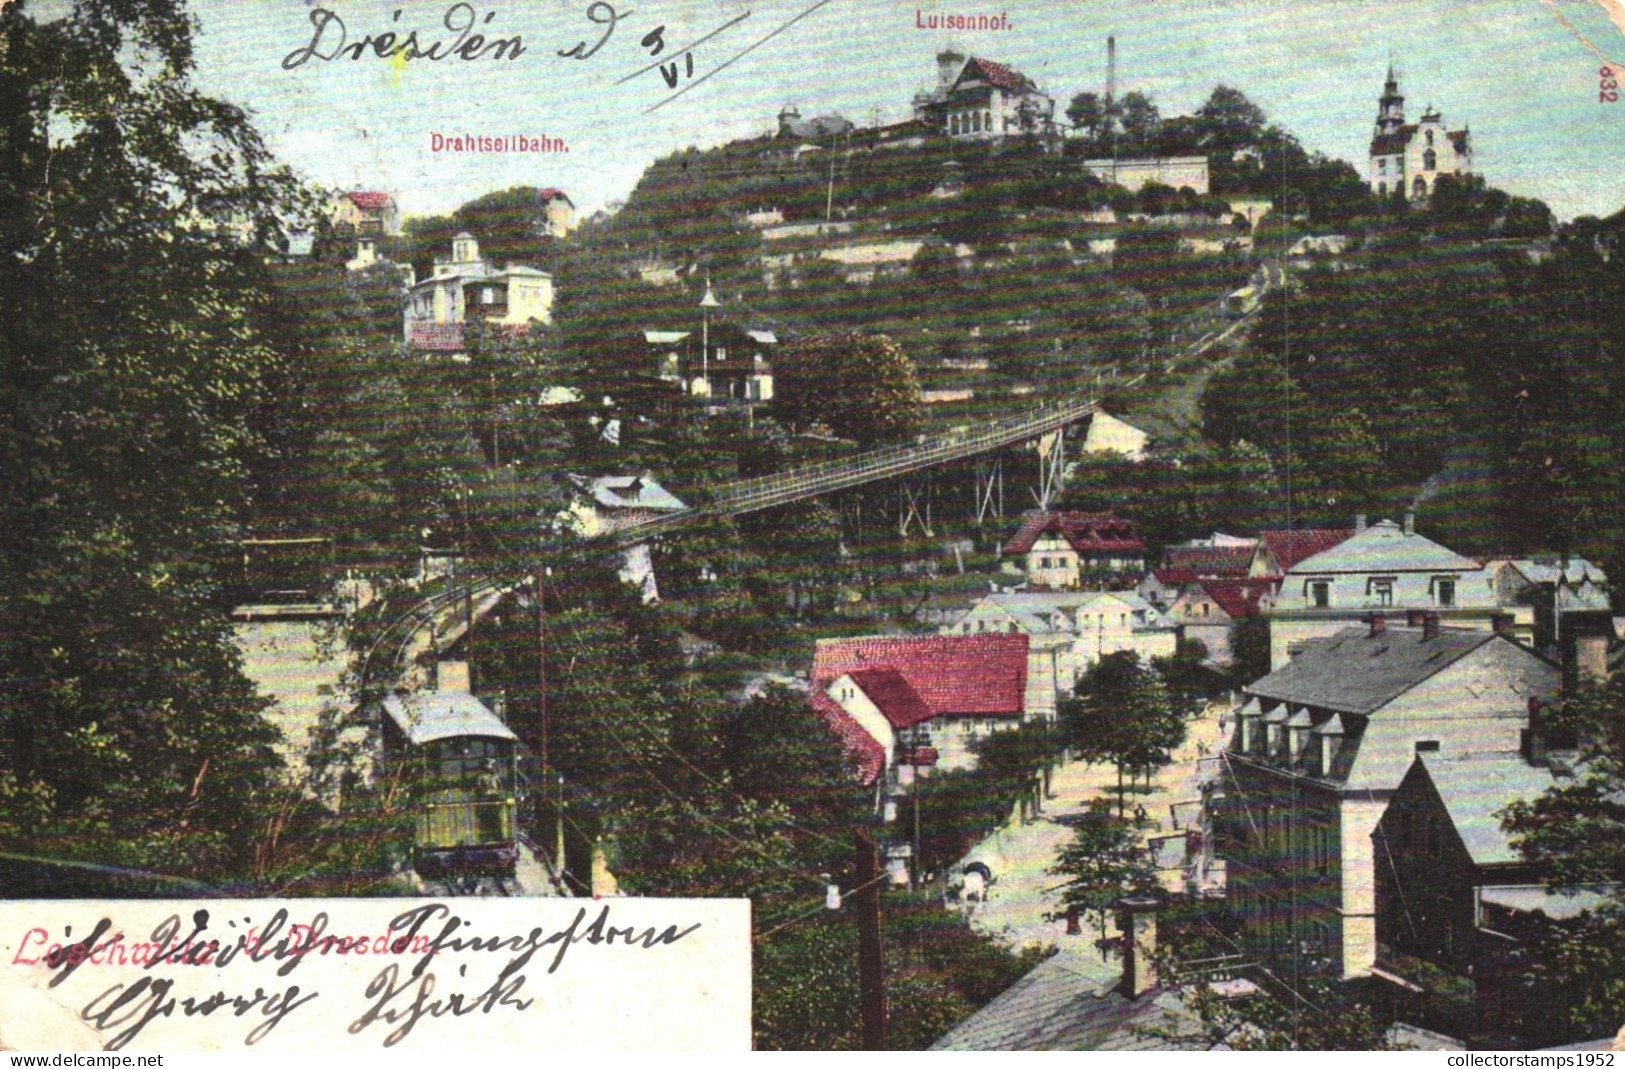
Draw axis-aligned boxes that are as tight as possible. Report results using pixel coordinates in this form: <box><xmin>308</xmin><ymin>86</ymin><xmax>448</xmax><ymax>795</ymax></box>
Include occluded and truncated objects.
<box><xmin>1310</xmin><ymin>581</ymin><xmax>1330</xmax><ymax>608</ymax></box>
<box><xmin>1378</xmin><ymin>158</ymin><xmax>1387</xmax><ymax>174</ymax></box>
<box><xmin>1423</xmin><ymin>148</ymin><xmax>1437</xmax><ymax>171</ymax></box>
<box><xmin>1378</xmin><ymin>181</ymin><xmax>1387</xmax><ymax>196</ymax></box>
<box><xmin>984</xmin><ymin>110</ymin><xmax>992</xmax><ymax>132</ymax></box>
<box><xmin>971</xmin><ymin>111</ymin><xmax>981</xmax><ymax>133</ymax></box>
<box><xmin>1369</xmin><ymin>577</ymin><xmax>1394</xmax><ymax>606</ymax></box>
<box><xmin>950</xmin><ymin>115</ymin><xmax>959</xmax><ymax>135</ymax></box>
<box><xmin>1435</xmin><ymin>579</ymin><xmax>1456</xmax><ymax>607</ymax></box>
<box><xmin>1426</xmin><ymin>129</ymin><xmax>1435</xmax><ymax>147</ymax></box>
<box><xmin>1413</xmin><ymin>175</ymin><xmax>1427</xmax><ymax>197</ymax></box>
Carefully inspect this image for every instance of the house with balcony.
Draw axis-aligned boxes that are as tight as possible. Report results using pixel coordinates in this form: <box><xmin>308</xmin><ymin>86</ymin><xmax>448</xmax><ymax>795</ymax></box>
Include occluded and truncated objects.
<box><xmin>912</xmin><ymin>50</ymin><xmax>1055</xmax><ymax>142</ymax></box>
<box><xmin>1265</xmin><ymin>513</ymin><xmax>1517</xmax><ymax>669</ymax></box>
<box><xmin>641</xmin><ymin>323</ymin><xmax>775</xmax><ymax>404</ymax></box>
<box><xmin>405</xmin><ymin>233</ymin><xmax>554</xmax><ymax>353</ymax></box>
<box><xmin>1002</xmin><ymin>511</ymin><xmax>1147</xmax><ymax>589</ymax></box>
<box><xmin>1218</xmin><ymin>613</ymin><xmax>1559</xmax><ymax>981</ymax></box>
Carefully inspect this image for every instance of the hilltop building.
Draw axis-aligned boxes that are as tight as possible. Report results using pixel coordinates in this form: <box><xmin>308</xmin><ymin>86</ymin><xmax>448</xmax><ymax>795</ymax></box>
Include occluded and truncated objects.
<box><xmin>912</xmin><ymin>49</ymin><xmax>1055</xmax><ymax>141</ymax></box>
<box><xmin>775</xmin><ymin>105</ymin><xmax>853</xmax><ymax>141</ymax></box>
<box><xmin>405</xmin><ymin>233</ymin><xmax>554</xmax><ymax>353</ymax></box>
<box><xmin>1368</xmin><ymin>67</ymin><xmax>1472</xmax><ymax>201</ymax></box>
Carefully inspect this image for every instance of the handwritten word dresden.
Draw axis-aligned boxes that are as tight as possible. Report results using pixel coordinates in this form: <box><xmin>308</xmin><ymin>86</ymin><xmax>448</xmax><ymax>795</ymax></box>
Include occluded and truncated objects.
<box><xmin>282</xmin><ymin>5</ymin><xmax>525</xmax><ymax>70</ymax></box>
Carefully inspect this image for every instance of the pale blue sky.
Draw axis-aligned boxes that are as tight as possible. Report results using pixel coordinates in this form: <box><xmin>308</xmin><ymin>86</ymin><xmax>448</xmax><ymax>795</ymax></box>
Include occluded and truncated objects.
<box><xmin>176</xmin><ymin>0</ymin><xmax>1625</xmax><ymax>220</ymax></box>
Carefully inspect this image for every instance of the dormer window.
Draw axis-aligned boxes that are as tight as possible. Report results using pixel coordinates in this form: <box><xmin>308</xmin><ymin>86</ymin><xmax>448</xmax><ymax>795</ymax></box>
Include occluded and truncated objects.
<box><xmin>1368</xmin><ymin>577</ymin><xmax>1395</xmax><ymax>607</ymax></box>
<box><xmin>1309</xmin><ymin>580</ymin><xmax>1330</xmax><ymax>608</ymax></box>
<box><xmin>1433</xmin><ymin>578</ymin><xmax>1456</xmax><ymax>607</ymax></box>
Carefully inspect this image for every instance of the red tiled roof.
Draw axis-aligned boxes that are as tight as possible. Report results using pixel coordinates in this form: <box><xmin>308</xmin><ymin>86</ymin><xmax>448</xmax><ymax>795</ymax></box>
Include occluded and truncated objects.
<box><xmin>966</xmin><ymin>57</ymin><xmax>1030</xmax><ymax>92</ymax></box>
<box><xmin>1370</xmin><ymin>126</ymin><xmax>1417</xmax><ymax>156</ymax></box>
<box><xmin>847</xmin><ymin>666</ymin><xmax>935</xmax><ymax>730</ymax></box>
<box><xmin>1162</xmin><ymin>545</ymin><xmax>1252</xmax><ymax>577</ymax></box>
<box><xmin>808</xmin><ymin>690</ymin><xmax>886</xmax><ymax>785</ymax></box>
<box><xmin>813</xmin><ymin>633</ymin><xmax>1029</xmax><ymax>718</ymax></box>
<box><xmin>1002</xmin><ymin>511</ymin><xmax>1146</xmax><ymax>557</ymax></box>
<box><xmin>536</xmin><ymin>187</ymin><xmax>574</xmax><ymax>205</ymax></box>
<box><xmin>1258</xmin><ymin>529</ymin><xmax>1353</xmax><ymax>573</ymax></box>
<box><xmin>1198</xmin><ymin>578</ymin><xmax>1279</xmax><ymax>620</ymax></box>
<box><xmin>1151</xmin><ymin>567</ymin><xmax>1198</xmax><ymax>586</ymax></box>
<box><xmin>346</xmin><ymin>191</ymin><xmax>394</xmax><ymax>210</ymax></box>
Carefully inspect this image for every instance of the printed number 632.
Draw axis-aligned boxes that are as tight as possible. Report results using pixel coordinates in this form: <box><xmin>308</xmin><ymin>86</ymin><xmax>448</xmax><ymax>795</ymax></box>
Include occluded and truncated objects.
<box><xmin>1603</xmin><ymin>66</ymin><xmax>1619</xmax><ymax>102</ymax></box>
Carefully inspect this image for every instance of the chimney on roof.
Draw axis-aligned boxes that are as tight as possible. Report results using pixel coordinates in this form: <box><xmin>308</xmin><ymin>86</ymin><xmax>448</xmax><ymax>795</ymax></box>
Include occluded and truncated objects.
<box><xmin>1577</xmin><ymin>633</ymin><xmax>1609</xmax><ymax>685</ymax></box>
<box><xmin>1522</xmin><ymin>696</ymin><xmax>1548</xmax><ymax>764</ymax></box>
<box><xmin>1403</xmin><ymin>510</ymin><xmax>1416</xmax><ymax>537</ymax></box>
<box><xmin>437</xmin><ymin>661</ymin><xmax>471</xmax><ymax>693</ymax></box>
<box><xmin>1116</xmin><ymin>896</ymin><xmax>1159</xmax><ymax>999</ymax></box>
<box><xmin>1368</xmin><ymin>613</ymin><xmax>1386</xmax><ymax>637</ymax></box>
<box><xmin>1421</xmin><ymin>612</ymin><xmax>1440</xmax><ymax>640</ymax></box>
<box><xmin>1492</xmin><ymin>612</ymin><xmax>1514</xmax><ymax>636</ymax></box>
<box><xmin>1406</xmin><ymin>608</ymin><xmax>1427</xmax><ymax>628</ymax></box>
<box><xmin>1355</xmin><ymin>513</ymin><xmax>1367</xmax><ymax>533</ymax></box>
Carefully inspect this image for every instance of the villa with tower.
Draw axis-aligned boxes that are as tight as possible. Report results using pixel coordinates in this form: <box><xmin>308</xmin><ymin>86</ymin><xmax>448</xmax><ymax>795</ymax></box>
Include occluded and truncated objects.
<box><xmin>1368</xmin><ymin>65</ymin><xmax>1472</xmax><ymax>201</ymax></box>
<box><xmin>912</xmin><ymin>48</ymin><xmax>1056</xmax><ymax>141</ymax></box>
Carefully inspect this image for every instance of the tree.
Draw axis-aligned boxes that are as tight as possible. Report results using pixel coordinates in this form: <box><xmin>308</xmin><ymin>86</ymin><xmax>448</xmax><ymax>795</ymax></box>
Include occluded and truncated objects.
<box><xmin>1049</xmin><ymin>798</ymin><xmax>1158</xmax><ymax>957</ymax></box>
<box><xmin>1062</xmin><ymin>653</ymin><xmax>1186</xmax><ymax>814</ymax></box>
<box><xmin>0</xmin><ymin>0</ymin><xmax>300</xmax><ymax>876</ymax></box>
<box><xmin>1066</xmin><ymin>91</ymin><xmax>1111</xmax><ymax>141</ymax></box>
<box><xmin>1499</xmin><ymin>678</ymin><xmax>1625</xmax><ymax>1042</ymax></box>
<box><xmin>1195</xmin><ymin>85</ymin><xmax>1266</xmax><ymax>155</ymax></box>
<box><xmin>772</xmin><ymin>331</ymin><xmax>922</xmax><ymax>446</ymax></box>
<box><xmin>1117</xmin><ymin>91</ymin><xmax>1162</xmax><ymax>153</ymax></box>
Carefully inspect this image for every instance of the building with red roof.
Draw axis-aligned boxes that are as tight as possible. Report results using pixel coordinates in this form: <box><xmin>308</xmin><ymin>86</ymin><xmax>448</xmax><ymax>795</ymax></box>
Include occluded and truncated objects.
<box><xmin>1248</xmin><ymin>527</ymin><xmax>1354</xmax><ymax>579</ymax></box>
<box><xmin>330</xmin><ymin>190</ymin><xmax>401</xmax><ymax>236</ymax></box>
<box><xmin>1002</xmin><ymin>510</ymin><xmax>1147</xmax><ymax>589</ymax></box>
<box><xmin>810</xmin><ymin>633</ymin><xmax>1034</xmax><ymax>784</ymax></box>
<box><xmin>911</xmin><ymin>49</ymin><xmax>1055</xmax><ymax>142</ymax></box>
<box><xmin>1162</xmin><ymin>544</ymin><xmax>1254</xmax><ymax>578</ymax></box>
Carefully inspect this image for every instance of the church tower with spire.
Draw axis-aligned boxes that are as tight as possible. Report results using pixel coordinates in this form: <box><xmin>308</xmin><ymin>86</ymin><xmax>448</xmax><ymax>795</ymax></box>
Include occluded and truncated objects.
<box><xmin>1367</xmin><ymin>65</ymin><xmax>1472</xmax><ymax>202</ymax></box>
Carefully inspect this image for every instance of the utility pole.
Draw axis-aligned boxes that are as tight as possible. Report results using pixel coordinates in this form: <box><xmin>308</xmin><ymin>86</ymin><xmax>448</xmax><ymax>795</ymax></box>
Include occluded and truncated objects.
<box><xmin>854</xmin><ymin>831</ymin><xmax>886</xmax><ymax>1050</ymax></box>
<box><xmin>556</xmin><ymin>771</ymin><xmax>567</xmax><ymax>887</ymax></box>
<box><xmin>911</xmin><ymin>754</ymin><xmax>922</xmax><ymax>891</ymax></box>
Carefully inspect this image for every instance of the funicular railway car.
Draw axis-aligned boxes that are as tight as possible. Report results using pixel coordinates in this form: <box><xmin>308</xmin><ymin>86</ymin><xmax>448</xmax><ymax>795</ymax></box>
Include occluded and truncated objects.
<box><xmin>381</xmin><ymin>673</ymin><xmax>520</xmax><ymax>878</ymax></box>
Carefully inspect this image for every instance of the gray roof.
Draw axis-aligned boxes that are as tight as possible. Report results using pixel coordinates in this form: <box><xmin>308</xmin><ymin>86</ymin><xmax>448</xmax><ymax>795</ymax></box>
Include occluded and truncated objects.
<box><xmin>929</xmin><ymin>955</ymin><xmax>1214</xmax><ymax>1051</ymax></box>
<box><xmin>1513</xmin><ymin>556</ymin><xmax>1608</xmax><ymax>587</ymax></box>
<box><xmin>1480</xmin><ymin>884</ymin><xmax>1616</xmax><ymax>920</ymax></box>
<box><xmin>1247</xmin><ymin>626</ymin><xmax>1494</xmax><ymax>715</ymax></box>
<box><xmin>382</xmin><ymin>690</ymin><xmax>517</xmax><ymax>746</ymax></box>
<box><xmin>572</xmin><ymin>473</ymin><xmax>686</xmax><ymax>512</ymax></box>
<box><xmin>1420</xmin><ymin>756</ymin><xmax>1556</xmax><ymax>865</ymax></box>
<box><xmin>1289</xmin><ymin>519</ymin><xmax>1482</xmax><ymax>575</ymax></box>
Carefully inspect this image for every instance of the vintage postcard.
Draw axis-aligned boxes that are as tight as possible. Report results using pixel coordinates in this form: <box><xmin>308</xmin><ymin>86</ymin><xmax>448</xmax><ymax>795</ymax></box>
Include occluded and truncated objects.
<box><xmin>5</xmin><ymin>0</ymin><xmax>1625</xmax><ymax>1053</ymax></box>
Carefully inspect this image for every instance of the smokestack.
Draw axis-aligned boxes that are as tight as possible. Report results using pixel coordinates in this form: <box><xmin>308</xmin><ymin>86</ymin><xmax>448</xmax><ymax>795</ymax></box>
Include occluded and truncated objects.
<box><xmin>1403</xmin><ymin>510</ymin><xmax>1416</xmax><ymax>537</ymax></box>
<box><xmin>1406</xmin><ymin>609</ymin><xmax>1427</xmax><ymax>628</ymax></box>
<box><xmin>1117</xmin><ymin>896</ymin><xmax>1158</xmax><ymax>998</ymax></box>
<box><xmin>1422</xmin><ymin>612</ymin><xmax>1440</xmax><ymax>640</ymax></box>
<box><xmin>1368</xmin><ymin>613</ymin><xmax>1386</xmax><ymax>637</ymax></box>
<box><xmin>1355</xmin><ymin>513</ymin><xmax>1367</xmax><ymax>533</ymax></box>
<box><xmin>1492</xmin><ymin>612</ymin><xmax>1514</xmax><ymax>636</ymax></box>
<box><xmin>1107</xmin><ymin>35</ymin><xmax>1117</xmax><ymax>101</ymax></box>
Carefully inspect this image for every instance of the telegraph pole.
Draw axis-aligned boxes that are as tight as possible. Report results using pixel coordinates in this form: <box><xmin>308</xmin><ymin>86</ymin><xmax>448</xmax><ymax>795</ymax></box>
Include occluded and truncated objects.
<box><xmin>855</xmin><ymin>831</ymin><xmax>886</xmax><ymax>1049</ymax></box>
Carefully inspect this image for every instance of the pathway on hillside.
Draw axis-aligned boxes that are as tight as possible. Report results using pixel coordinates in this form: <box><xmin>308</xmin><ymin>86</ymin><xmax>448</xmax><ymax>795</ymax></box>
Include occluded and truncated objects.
<box><xmin>957</xmin><ymin>703</ymin><xmax>1231</xmax><ymax>975</ymax></box>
